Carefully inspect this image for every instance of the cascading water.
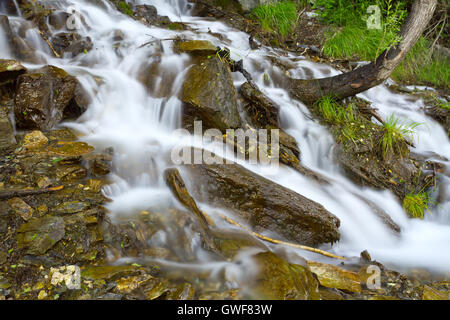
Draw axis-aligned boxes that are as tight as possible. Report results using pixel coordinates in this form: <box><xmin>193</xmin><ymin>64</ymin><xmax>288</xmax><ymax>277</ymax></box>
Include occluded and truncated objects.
<box><xmin>1</xmin><ymin>0</ymin><xmax>449</xmax><ymax>283</ymax></box>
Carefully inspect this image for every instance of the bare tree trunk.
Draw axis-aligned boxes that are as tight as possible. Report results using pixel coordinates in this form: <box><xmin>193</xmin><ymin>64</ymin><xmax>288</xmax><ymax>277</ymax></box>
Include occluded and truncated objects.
<box><xmin>289</xmin><ymin>0</ymin><xmax>438</xmax><ymax>104</ymax></box>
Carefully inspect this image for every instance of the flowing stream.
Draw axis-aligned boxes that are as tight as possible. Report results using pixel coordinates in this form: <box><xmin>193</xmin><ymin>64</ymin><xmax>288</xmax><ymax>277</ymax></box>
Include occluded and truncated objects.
<box><xmin>1</xmin><ymin>0</ymin><xmax>449</xmax><ymax>280</ymax></box>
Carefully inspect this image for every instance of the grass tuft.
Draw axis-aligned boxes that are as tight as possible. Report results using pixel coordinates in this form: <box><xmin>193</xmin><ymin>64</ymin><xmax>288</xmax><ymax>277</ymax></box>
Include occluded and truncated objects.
<box><xmin>392</xmin><ymin>37</ymin><xmax>450</xmax><ymax>89</ymax></box>
<box><xmin>251</xmin><ymin>1</ymin><xmax>298</xmax><ymax>37</ymax></box>
<box><xmin>402</xmin><ymin>191</ymin><xmax>430</xmax><ymax>219</ymax></box>
<box><xmin>379</xmin><ymin>115</ymin><xmax>420</xmax><ymax>159</ymax></box>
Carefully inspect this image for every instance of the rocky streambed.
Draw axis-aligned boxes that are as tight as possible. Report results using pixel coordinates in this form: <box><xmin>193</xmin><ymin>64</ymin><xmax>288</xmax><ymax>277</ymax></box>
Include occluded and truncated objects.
<box><xmin>0</xmin><ymin>0</ymin><xmax>449</xmax><ymax>300</ymax></box>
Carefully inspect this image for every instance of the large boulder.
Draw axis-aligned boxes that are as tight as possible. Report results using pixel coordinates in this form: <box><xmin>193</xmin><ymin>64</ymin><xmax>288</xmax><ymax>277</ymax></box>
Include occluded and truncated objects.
<box><xmin>14</xmin><ymin>65</ymin><xmax>77</xmax><ymax>130</ymax></box>
<box><xmin>183</xmin><ymin>161</ymin><xmax>341</xmax><ymax>246</ymax></box>
<box><xmin>182</xmin><ymin>56</ymin><xmax>241</xmax><ymax>131</ymax></box>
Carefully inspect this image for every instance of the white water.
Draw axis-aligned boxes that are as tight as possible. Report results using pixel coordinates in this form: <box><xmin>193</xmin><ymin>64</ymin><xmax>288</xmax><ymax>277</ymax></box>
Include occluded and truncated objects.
<box><xmin>1</xmin><ymin>0</ymin><xmax>449</xmax><ymax>277</ymax></box>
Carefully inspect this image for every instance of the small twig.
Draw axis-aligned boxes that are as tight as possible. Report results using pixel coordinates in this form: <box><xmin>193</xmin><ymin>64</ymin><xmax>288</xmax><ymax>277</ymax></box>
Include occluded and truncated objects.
<box><xmin>139</xmin><ymin>37</ymin><xmax>179</xmax><ymax>48</ymax></box>
<box><xmin>220</xmin><ymin>214</ymin><xmax>347</xmax><ymax>260</ymax></box>
<box><xmin>0</xmin><ymin>185</ymin><xmax>64</xmax><ymax>200</ymax></box>
<box><xmin>429</xmin><ymin>14</ymin><xmax>446</xmax><ymax>60</ymax></box>
<box><xmin>37</xmin><ymin>30</ymin><xmax>60</xmax><ymax>58</ymax></box>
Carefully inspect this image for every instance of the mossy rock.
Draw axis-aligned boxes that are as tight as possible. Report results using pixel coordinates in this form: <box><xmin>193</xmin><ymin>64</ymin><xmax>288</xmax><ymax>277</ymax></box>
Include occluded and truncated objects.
<box><xmin>17</xmin><ymin>215</ymin><xmax>65</xmax><ymax>255</ymax></box>
<box><xmin>177</xmin><ymin>40</ymin><xmax>218</xmax><ymax>56</ymax></box>
<box><xmin>81</xmin><ymin>265</ymin><xmax>141</xmax><ymax>281</ymax></box>
<box><xmin>182</xmin><ymin>56</ymin><xmax>241</xmax><ymax>131</ymax></box>
<box><xmin>46</xmin><ymin>141</ymin><xmax>94</xmax><ymax>158</ymax></box>
<box><xmin>250</xmin><ymin>251</ymin><xmax>320</xmax><ymax>300</ymax></box>
<box><xmin>307</xmin><ymin>261</ymin><xmax>362</xmax><ymax>293</ymax></box>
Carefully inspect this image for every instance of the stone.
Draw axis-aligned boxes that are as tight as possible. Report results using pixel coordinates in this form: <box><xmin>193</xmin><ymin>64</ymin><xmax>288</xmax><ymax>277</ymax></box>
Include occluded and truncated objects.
<box><xmin>8</xmin><ymin>197</ymin><xmax>33</xmax><ymax>221</ymax></box>
<box><xmin>177</xmin><ymin>40</ymin><xmax>218</xmax><ymax>56</ymax></box>
<box><xmin>53</xmin><ymin>201</ymin><xmax>89</xmax><ymax>215</ymax></box>
<box><xmin>36</xmin><ymin>176</ymin><xmax>52</xmax><ymax>189</ymax></box>
<box><xmin>422</xmin><ymin>285</ymin><xmax>449</xmax><ymax>300</ymax></box>
<box><xmin>182</xmin><ymin>56</ymin><xmax>241</xmax><ymax>131</ymax></box>
<box><xmin>307</xmin><ymin>261</ymin><xmax>362</xmax><ymax>293</ymax></box>
<box><xmin>17</xmin><ymin>215</ymin><xmax>65</xmax><ymax>255</ymax></box>
<box><xmin>184</xmin><ymin>161</ymin><xmax>341</xmax><ymax>246</ymax></box>
<box><xmin>46</xmin><ymin>141</ymin><xmax>94</xmax><ymax>158</ymax></box>
<box><xmin>20</xmin><ymin>130</ymin><xmax>48</xmax><ymax>152</ymax></box>
<box><xmin>250</xmin><ymin>251</ymin><xmax>320</xmax><ymax>300</ymax></box>
<box><xmin>14</xmin><ymin>65</ymin><xmax>77</xmax><ymax>130</ymax></box>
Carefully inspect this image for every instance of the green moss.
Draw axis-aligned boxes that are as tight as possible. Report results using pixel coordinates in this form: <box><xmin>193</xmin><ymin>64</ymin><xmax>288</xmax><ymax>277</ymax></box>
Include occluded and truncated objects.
<box><xmin>251</xmin><ymin>1</ymin><xmax>298</xmax><ymax>36</ymax></box>
<box><xmin>118</xmin><ymin>1</ymin><xmax>133</xmax><ymax>16</ymax></box>
<box><xmin>402</xmin><ymin>191</ymin><xmax>430</xmax><ymax>219</ymax></box>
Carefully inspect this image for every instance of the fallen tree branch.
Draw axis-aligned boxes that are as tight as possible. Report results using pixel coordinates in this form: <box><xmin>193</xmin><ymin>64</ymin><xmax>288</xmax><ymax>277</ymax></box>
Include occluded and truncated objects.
<box><xmin>220</xmin><ymin>213</ymin><xmax>347</xmax><ymax>260</ymax></box>
<box><xmin>0</xmin><ymin>185</ymin><xmax>64</xmax><ymax>200</ymax></box>
<box><xmin>289</xmin><ymin>0</ymin><xmax>438</xmax><ymax>104</ymax></box>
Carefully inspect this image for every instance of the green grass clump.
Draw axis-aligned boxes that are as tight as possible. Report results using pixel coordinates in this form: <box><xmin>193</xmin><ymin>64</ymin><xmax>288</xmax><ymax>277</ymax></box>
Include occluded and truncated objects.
<box><xmin>118</xmin><ymin>1</ymin><xmax>133</xmax><ymax>16</ymax></box>
<box><xmin>392</xmin><ymin>37</ymin><xmax>450</xmax><ymax>89</ymax></box>
<box><xmin>315</xmin><ymin>96</ymin><xmax>368</xmax><ymax>145</ymax></box>
<box><xmin>251</xmin><ymin>1</ymin><xmax>298</xmax><ymax>36</ymax></box>
<box><xmin>317</xmin><ymin>0</ymin><xmax>406</xmax><ymax>61</ymax></box>
<box><xmin>402</xmin><ymin>191</ymin><xmax>430</xmax><ymax>219</ymax></box>
<box><xmin>322</xmin><ymin>25</ymin><xmax>399</xmax><ymax>61</ymax></box>
<box><xmin>379</xmin><ymin>115</ymin><xmax>420</xmax><ymax>158</ymax></box>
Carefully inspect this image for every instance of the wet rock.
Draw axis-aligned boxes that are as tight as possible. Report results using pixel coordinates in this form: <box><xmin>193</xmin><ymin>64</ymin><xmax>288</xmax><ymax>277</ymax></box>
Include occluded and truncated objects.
<box><xmin>422</xmin><ymin>285</ymin><xmax>449</xmax><ymax>300</ymax></box>
<box><xmin>0</xmin><ymin>15</ymin><xmax>39</xmax><ymax>62</ymax></box>
<box><xmin>36</xmin><ymin>176</ymin><xmax>52</xmax><ymax>189</ymax></box>
<box><xmin>184</xmin><ymin>161</ymin><xmax>341</xmax><ymax>246</ymax></box>
<box><xmin>165</xmin><ymin>282</ymin><xmax>195</xmax><ymax>300</ymax></box>
<box><xmin>19</xmin><ymin>130</ymin><xmax>48</xmax><ymax>152</ymax></box>
<box><xmin>54</xmin><ymin>164</ymin><xmax>87</xmax><ymax>182</ymax></box>
<box><xmin>53</xmin><ymin>201</ymin><xmax>89</xmax><ymax>215</ymax></box>
<box><xmin>425</xmin><ymin>105</ymin><xmax>449</xmax><ymax>137</ymax></box>
<box><xmin>64</xmin><ymin>82</ymin><xmax>91</xmax><ymax>120</ymax></box>
<box><xmin>0</xmin><ymin>251</ymin><xmax>7</xmax><ymax>265</ymax></box>
<box><xmin>0</xmin><ymin>1</ymin><xmax>19</xmax><ymax>15</ymax></box>
<box><xmin>318</xmin><ymin>287</ymin><xmax>345</xmax><ymax>300</ymax></box>
<box><xmin>182</xmin><ymin>56</ymin><xmax>241</xmax><ymax>131</ymax></box>
<box><xmin>0</xmin><ymin>59</ymin><xmax>26</xmax><ymax>86</ymax></box>
<box><xmin>177</xmin><ymin>40</ymin><xmax>218</xmax><ymax>56</ymax></box>
<box><xmin>48</xmin><ymin>11</ymin><xmax>70</xmax><ymax>29</ymax></box>
<box><xmin>50</xmin><ymin>32</ymin><xmax>93</xmax><ymax>57</ymax></box>
<box><xmin>17</xmin><ymin>215</ymin><xmax>65</xmax><ymax>255</ymax></box>
<box><xmin>239</xmin><ymin>81</ymin><xmax>279</xmax><ymax>129</ymax></box>
<box><xmin>250</xmin><ymin>251</ymin><xmax>320</xmax><ymax>300</ymax></box>
<box><xmin>8</xmin><ymin>197</ymin><xmax>33</xmax><ymax>221</ymax></box>
<box><xmin>307</xmin><ymin>261</ymin><xmax>362</xmax><ymax>293</ymax></box>
<box><xmin>0</xmin><ymin>109</ymin><xmax>16</xmax><ymax>151</ymax></box>
<box><xmin>213</xmin><ymin>229</ymin><xmax>268</xmax><ymax>259</ymax></box>
<box><xmin>46</xmin><ymin>141</ymin><xmax>94</xmax><ymax>158</ymax></box>
<box><xmin>14</xmin><ymin>66</ymin><xmax>77</xmax><ymax>130</ymax></box>
<box><xmin>81</xmin><ymin>265</ymin><xmax>141</xmax><ymax>281</ymax></box>
<box><xmin>134</xmin><ymin>4</ymin><xmax>171</xmax><ymax>26</ymax></box>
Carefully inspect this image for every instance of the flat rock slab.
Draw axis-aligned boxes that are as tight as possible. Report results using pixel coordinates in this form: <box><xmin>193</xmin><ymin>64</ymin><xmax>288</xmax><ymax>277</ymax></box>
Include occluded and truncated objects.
<box><xmin>17</xmin><ymin>215</ymin><xmax>65</xmax><ymax>255</ymax></box>
<box><xmin>184</xmin><ymin>162</ymin><xmax>341</xmax><ymax>246</ymax></box>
